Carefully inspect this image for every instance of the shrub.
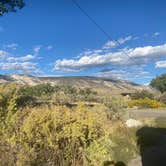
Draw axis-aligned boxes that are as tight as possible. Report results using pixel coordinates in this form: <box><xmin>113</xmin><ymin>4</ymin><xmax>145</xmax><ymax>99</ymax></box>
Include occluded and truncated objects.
<box><xmin>16</xmin><ymin>95</ymin><xmax>37</xmax><ymax>107</ymax></box>
<box><xmin>0</xmin><ymin>84</ymin><xmax>18</xmax><ymax>116</ymax></box>
<box><xmin>103</xmin><ymin>96</ymin><xmax>128</xmax><ymax>120</ymax></box>
<box><xmin>0</xmin><ymin>104</ymin><xmax>113</xmax><ymax>166</ymax></box>
<box><xmin>128</xmin><ymin>98</ymin><xmax>165</xmax><ymax>109</ymax></box>
<box><xmin>17</xmin><ymin>83</ymin><xmax>55</xmax><ymax>98</ymax></box>
<box><xmin>130</xmin><ymin>90</ymin><xmax>154</xmax><ymax>100</ymax></box>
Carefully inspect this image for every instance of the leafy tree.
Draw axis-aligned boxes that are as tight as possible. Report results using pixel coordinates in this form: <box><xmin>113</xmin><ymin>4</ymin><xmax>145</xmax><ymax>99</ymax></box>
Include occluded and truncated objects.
<box><xmin>0</xmin><ymin>0</ymin><xmax>25</xmax><ymax>16</ymax></box>
<box><xmin>150</xmin><ymin>74</ymin><xmax>166</xmax><ymax>93</ymax></box>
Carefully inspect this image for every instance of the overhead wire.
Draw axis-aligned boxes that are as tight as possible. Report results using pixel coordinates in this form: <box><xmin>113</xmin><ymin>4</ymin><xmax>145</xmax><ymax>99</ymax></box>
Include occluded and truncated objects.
<box><xmin>71</xmin><ymin>0</ymin><xmax>136</xmax><ymax>63</ymax></box>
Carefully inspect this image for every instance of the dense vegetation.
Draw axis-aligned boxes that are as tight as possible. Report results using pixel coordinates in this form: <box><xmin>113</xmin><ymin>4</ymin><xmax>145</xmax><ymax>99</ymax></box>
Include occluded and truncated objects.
<box><xmin>151</xmin><ymin>74</ymin><xmax>166</xmax><ymax>93</ymax></box>
<box><xmin>0</xmin><ymin>83</ymin><xmax>166</xmax><ymax>165</ymax></box>
<box><xmin>0</xmin><ymin>83</ymin><xmax>130</xmax><ymax>165</ymax></box>
<box><xmin>128</xmin><ymin>89</ymin><xmax>166</xmax><ymax>109</ymax></box>
<box><xmin>0</xmin><ymin>105</ymin><xmax>113</xmax><ymax>165</ymax></box>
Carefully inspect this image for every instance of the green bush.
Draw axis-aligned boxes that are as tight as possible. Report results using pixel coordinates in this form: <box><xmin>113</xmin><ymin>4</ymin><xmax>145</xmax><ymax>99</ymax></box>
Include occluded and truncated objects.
<box><xmin>130</xmin><ymin>90</ymin><xmax>154</xmax><ymax>100</ymax></box>
<box><xmin>17</xmin><ymin>83</ymin><xmax>55</xmax><ymax>98</ymax></box>
<box><xmin>150</xmin><ymin>74</ymin><xmax>166</xmax><ymax>92</ymax></box>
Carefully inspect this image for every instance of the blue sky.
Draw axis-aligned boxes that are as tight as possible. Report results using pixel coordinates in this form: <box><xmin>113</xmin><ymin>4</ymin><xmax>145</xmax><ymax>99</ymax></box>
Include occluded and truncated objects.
<box><xmin>0</xmin><ymin>0</ymin><xmax>166</xmax><ymax>84</ymax></box>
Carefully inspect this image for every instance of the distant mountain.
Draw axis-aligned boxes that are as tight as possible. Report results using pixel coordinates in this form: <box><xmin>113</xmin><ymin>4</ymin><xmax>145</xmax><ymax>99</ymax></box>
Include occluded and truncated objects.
<box><xmin>0</xmin><ymin>74</ymin><xmax>151</xmax><ymax>95</ymax></box>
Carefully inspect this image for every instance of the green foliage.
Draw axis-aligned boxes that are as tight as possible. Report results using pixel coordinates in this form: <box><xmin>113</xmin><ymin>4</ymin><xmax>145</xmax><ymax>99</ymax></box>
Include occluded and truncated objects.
<box><xmin>150</xmin><ymin>74</ymin><xmax>166</xmax><ymax>93</ymax></box>
<box><xmin>130</xmin><ymin>90</ymin><xmax>154</xmax><ymax>100</ymax></box>
<box><xmin>0</xmin><ymin>84</ymin><xmax>18</xmax><ymax>117</ymax></box>
<box><xmin>0</xmin><ymin>0</ymin><xmax>25</xmax><ymax>16</ymax></box>
<box><xmin>79</xmin><ymin>88</ymin><xmax>98</xmax><ymax>101</ymax></box>
<box><xmin>18</xmin><ymin>83</ymin><xmax>56</xmax><ymax>98</ymax></box>
<box><xmin>0</xmin><ymin>83</ymin><xmax>100</xmax><ymax>111</ymax></box>
<box><xmin>157</xmin><ymin>92</ymin><xmax>166</xmax><ymax>104</ymax></box>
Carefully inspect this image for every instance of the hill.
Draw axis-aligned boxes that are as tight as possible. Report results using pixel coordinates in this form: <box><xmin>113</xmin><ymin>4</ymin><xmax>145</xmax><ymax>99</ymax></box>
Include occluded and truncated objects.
<box><xmin>0</xmin><ymin>74</ymin><xmax>150</xmax><ymax>95</ymax></box>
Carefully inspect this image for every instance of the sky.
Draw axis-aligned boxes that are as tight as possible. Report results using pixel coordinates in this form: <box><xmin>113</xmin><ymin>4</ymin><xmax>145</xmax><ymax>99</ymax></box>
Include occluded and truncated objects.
<box><xmin>0</xmin><ymin>0</ymin><xmax>166</xmax><ymax>84</ymax></box>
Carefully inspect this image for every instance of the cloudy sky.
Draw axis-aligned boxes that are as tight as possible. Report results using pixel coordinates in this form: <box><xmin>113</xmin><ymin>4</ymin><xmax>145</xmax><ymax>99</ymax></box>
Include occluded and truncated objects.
<box><xmin>0</xmin><ymin>0</ymin><xmax>166</xmax><ymax>84</ymax></box>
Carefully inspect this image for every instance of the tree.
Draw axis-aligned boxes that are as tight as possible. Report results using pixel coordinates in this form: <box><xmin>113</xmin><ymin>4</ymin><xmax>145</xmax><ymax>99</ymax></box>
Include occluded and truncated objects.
<box><xmin>150</xmin><ymin>74</ymin><xmax>166</xmax><ymax>93</ymax></box>
<box><xmin>0</xmin><ymin>0</ymin><xmax>25</xmax><ymax>16</ymax></box>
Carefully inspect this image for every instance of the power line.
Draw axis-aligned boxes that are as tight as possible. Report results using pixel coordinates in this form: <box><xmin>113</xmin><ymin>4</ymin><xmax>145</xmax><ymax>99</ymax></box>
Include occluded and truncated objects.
<box><xmin>72</xmin><ymin>0</ymin><xmax>114</xmax><ymax>41</ymax></box>
<box><xmin>71</xmin><ymin>0</ymin><xmax>135</xmax><ymax>62</ymax></box>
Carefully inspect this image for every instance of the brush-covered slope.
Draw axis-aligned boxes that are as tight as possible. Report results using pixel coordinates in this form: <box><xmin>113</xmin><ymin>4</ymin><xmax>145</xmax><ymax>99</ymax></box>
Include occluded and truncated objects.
<box><xmin>0</xmin><ymin>74</ymin><xmax>150</xmax><ymax>94</ymax></box>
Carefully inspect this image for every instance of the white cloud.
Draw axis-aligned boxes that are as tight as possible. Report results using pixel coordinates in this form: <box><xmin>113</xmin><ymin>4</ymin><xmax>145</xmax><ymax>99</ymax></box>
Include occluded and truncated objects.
<box><xmin>118</xmin><ymin>35</ymin><xmax>133</xmax><ymax>44</ymax></box>
<box><xmin>33</xmin><ymin>45</ymin><xmax>42</xmax><ymax>54</ymax></box>
<box><xmin>4</xmin><ymin>43</ymin><xmax>18</xmax><ymax>50</ymax></box>
<box><xmin>153</xmin><ymin>32</ymin><xmax>160</xmax><ymax>36</ymax></box>
<box><xmin>102</xmin><ymin>41</ymin><xmax>117</xmax><ymax>49</ymax></box>
<box><xmin>0</xmin><ymin>62</ymin><xmax>39</xmax><ymax>73</ymax></box>
<box><xmin>7</xmin><ymin>54</ymin><xmax>35</xmax><ymax>62</ymax></box>
<box><xmin>155</xmin><ymin>60</ymin><xmax>166</xmax><ymax>68</ymax></box>
<box><xmin>102</xmin><ymin>35</ymin><xmax>133</xmax><ymax>49</ymax></box>
<box><xmin>54</xmin><ymin>43</ymin><xmax>166</xmax><ymax>72</ymax></box>
<box><xmin>46</xmin><ymin>45</ymin><xmax>53</xmax><ymax>50</ymax></box>
<box><xmin>97</xmin><ymin>67</ymin><xmax>152</xmax><ymax>81</ymax></box>
<box><xmin>0</xmin><ymin>49</ymin><xmax>39</xmax><ymax>74</ymax></box>
<box><xmin>0</xmin><ymin>50</ymin><xmax>9</xmax><ymax>57</ymax></box>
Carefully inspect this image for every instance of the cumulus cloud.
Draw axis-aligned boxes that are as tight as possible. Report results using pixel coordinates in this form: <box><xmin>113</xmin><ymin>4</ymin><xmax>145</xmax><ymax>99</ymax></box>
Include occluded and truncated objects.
<box><xmin>0</xmin><ymin>49</ymin><xmax>39</xmax><ymax>74</ymax></box>
<box><xmin>155</xmin><ymin>60</ymin><xmax>166</xmax><ymax>68</ymax></box>
<box><xmin>54</xmin><ymin>43</ymin><xmax>166</xmax><ymax>72</ymax></box>
<box><xmin>0</xmin><ymin>62</ymin><xmax>38</xmax><ymax>73</ymax></box>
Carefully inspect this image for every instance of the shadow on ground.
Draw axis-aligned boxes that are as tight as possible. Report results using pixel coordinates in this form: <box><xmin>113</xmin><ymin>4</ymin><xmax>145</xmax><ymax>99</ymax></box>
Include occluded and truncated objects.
<box><xmin>137</xmin><ymin>127</ymin><xmax>166</xmax><ymax>166</ymax></box>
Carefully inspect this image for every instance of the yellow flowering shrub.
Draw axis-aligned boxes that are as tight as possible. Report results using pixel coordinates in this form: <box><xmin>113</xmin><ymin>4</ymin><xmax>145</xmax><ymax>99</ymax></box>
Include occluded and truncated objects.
<box><xmin>128</xmin><ymin>98</ymin><xmax>165</xmax><ymax>109</ymax></box>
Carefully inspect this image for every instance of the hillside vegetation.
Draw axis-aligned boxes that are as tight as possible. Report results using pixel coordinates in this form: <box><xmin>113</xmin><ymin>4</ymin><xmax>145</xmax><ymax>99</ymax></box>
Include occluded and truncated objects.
<box><xmin>151</xmin><ymin>74</ymin><xmax>166</xmax><ymax>93</ymax></box>
<box><xmin>0</xmin><ymin>83</ymin><xmax>131</xmax><ymax>166</ymax></box>
<box><xmin>0</xmin><ymin>78</ymin><xmax>166</xmax><ymax>165</ymax></box>
<box><xmin>0</xmin><ymin>74</ymin><xmax>149</xmax><ymax>95</ymax></box>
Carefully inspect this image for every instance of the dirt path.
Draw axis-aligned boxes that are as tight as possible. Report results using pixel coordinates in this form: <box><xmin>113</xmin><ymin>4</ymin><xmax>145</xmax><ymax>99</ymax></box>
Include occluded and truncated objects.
<box><xmin>129</xmin><ymin>109</ymin><xmax>166</xmax><ymax>119</ymax></box>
